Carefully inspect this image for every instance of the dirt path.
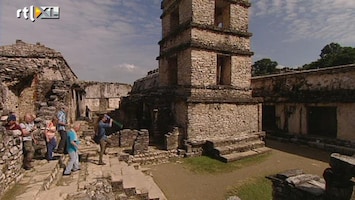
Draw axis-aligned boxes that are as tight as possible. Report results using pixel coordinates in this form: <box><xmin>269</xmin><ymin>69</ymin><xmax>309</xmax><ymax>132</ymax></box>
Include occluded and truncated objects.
<box><xmin>149</xmin><ymin>140</ymin><xmax>332</xmax><ymax>200</ymax></box>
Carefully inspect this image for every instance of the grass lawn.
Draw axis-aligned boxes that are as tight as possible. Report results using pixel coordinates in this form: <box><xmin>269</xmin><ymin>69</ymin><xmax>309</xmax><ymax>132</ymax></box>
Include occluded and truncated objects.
<box><xmin>182</xmin><ymin>152</ymin><xmax>271</xmax><ymax>174</ymax></box>
<box><xmin>225</xmin><ymin>177</ymin><xmax>273</xmax><ymax>200</ymax></box>
<box><xmin>182</xmin><ymin>153</ymin><xmax>273</xmax><ymax>199</ymax></box>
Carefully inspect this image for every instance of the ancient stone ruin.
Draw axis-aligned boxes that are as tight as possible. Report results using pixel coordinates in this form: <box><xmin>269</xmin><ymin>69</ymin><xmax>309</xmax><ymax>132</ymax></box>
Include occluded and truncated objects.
<box><xmin>121</xmin><ymin>0</ymin><xmax>269</xmax><ymax>162</ymax></box>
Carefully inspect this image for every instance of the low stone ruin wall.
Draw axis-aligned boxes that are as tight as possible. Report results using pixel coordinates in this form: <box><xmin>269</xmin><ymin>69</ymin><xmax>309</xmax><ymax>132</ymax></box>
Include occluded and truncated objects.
<box><xmin>119</xmin><ymin>129</ymin><xmax>139</xmax><ymax>148</ymax></box>
<box><xmin>0</xmin><ymin>128</ymin><xmax>24</xmax><ymax>198</ymax></box>
<box><xmin>268</xmin><ymin>153</ymin><xmax>355</xmax><ymax>200</ymax></box>
<box><xmin>133</xmin><ymin>129</ymin><xmax>149</xmax><ymax>155</ymax></box>
<box><xmin>164</xmin><ymin>127</ymin><xmax>179</xmax><ymax>150</ymax></box>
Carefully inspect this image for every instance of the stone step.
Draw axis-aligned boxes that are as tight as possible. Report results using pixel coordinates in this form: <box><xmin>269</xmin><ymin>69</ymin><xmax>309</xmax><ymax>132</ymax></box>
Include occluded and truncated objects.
<box><xmin>121</xmin><ymin>164</ymin><xmax>167</xmax><ymax>200</ymax></box>
<box><xmin>206</xmin><ymin>132</ymin><xmax>265</xmax><ymax>148</ymax></box>
<box><xmin>219</xmin><ymin>147</ymin><xmax>271</xmax><ymax>163</ymax></box>
<box><xmin>214</xmin><ymin>140</ymin><xmax>266</xmax><ymax>155</ymax></box>
<box><xmin>15</xmin><ymin>154</ymin><xmax>68</xmax><ymax>200</ymax></box>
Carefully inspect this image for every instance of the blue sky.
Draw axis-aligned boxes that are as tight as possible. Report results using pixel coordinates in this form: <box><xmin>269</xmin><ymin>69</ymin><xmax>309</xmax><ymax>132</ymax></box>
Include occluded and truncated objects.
<box><xmin>1</xmin><ymin>0</ymin><xmax>355</xmax><ymax>84</ymax></box>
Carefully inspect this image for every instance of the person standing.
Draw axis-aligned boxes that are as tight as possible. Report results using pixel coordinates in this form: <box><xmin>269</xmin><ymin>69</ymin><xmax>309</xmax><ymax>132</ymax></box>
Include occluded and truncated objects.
<box><xmin>95</xmin><ymin>114</ymin><xmax>112</xmax><ymax>165</ymax></box>
<box><xmin>57</xmin><ymin>106</ymin><xmax>68</xmax><ymax>154</ymax></box>
<box><xmin>20</xmin><ymin>113</ymin><xmax>37</xmax><ymax>170</ymax></box>
<box><xmin>63</xmin><ymin>122</ymin><xmax>81</xmax><ymax>176</ymax></box>
<box><xmin>45</xmin><ymin>116</ymin><xmax>58</xmax><ymax>161</ymax></box>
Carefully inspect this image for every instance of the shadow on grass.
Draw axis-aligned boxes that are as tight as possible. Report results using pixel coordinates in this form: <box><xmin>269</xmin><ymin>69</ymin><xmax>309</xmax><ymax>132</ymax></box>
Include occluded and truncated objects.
<box><xmin>265</xmin><ymin>139</ymin><xmax>331</xmax><ymax>163</ymax></box>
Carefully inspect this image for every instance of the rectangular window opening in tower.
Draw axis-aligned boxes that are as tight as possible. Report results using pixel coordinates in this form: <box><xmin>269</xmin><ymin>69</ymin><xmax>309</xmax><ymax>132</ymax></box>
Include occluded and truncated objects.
<box><xmin>214</xmin><ymin>0</ymin><xmax>230</xmax><ymax>28</ymax></box>
<box><xmin>170</xmin><ymin>8</ymin><xmax>180</xmax><ymax>33</ymax></box>
<box><xmin>167</xmin><ymin>56</ymin><xmax>178</xmax><ymax>85</ymax></box>
<box><xmin>217</xmin><ymin>55</ymin><xmax>231</xmax><ymax>85</ymax></box>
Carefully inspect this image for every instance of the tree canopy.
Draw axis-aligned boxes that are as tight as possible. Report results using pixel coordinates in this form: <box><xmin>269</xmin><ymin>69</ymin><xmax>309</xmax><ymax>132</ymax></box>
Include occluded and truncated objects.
<box><xmin>252</xmin><ymin>58</ymin><xmax>278</xmax><ymax>76</ymax></box>
<box><xmin>303</xmin><ymin>43</ymin><xmax>355</xmax><ymax>70</ymax></box>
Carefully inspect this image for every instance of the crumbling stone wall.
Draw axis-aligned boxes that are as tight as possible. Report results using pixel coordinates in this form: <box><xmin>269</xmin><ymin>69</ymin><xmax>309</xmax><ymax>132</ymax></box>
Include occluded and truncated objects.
<box><xmin>0</xmin><ymin>127</ymin><xmax>23</xmax><ymax>198</ymax></box>
<box><xmin>0</xmin><ymin>40</ymin><xmax>78</xmax><ymax>119</ymax></box>
<box><xmin>252</xmin><ymin>64</ymin><xmax>355</xmax><ymax>103</ymax></box>
<box><xmin>80</xmin><ymin>81</ymin><xmax>131</xmax><ymax>115</ymax></box>
<box><xmin>252</xmin><ymin>64</ymin><xmax>355</xmax><ymax>141</ymax></box>
<box><xmin>133</xmin><ymin>129</ymin><xmax>149</xmax><ymax>155</ymax></box>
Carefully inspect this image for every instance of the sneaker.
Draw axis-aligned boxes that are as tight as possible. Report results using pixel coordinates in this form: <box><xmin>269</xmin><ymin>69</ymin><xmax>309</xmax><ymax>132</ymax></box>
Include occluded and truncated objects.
<box><xmin>72</xmin><ymin>168</ymin><xmax>81</xmax><ymax>172</ymax></box>
<box><xmin>98</xmin><ymin>162</ymin><xmax>106</xmax><ymax>165</ymax></box>
<box><xmin>63</xmin><ymin>173</ymin><xmax>71</xmax><ymax>176</ymax></box>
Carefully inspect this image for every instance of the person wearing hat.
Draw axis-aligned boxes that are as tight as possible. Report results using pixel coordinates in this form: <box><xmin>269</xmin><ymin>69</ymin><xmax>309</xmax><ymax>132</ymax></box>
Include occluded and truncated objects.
<box><xmin>4</xmin><ymin>114</ymin><xmax>21</xmax><ymax>130</ymax></box>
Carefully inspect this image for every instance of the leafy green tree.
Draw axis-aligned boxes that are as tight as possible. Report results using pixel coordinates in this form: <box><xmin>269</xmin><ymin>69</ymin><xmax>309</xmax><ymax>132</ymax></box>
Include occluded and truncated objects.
<box><xmin>303</xmin><ymin>43</ymin><xmax>355</xmax><ymax>70</ymax></box>
<box><xmin>320</xmin><ymin>42</ymin><xmax>342</xmax><ymax>58</ymax></box>
<box><xmin>252</xmin><ymin>58</ymin><xmax>278</xmax><ymax>76</ymax></box>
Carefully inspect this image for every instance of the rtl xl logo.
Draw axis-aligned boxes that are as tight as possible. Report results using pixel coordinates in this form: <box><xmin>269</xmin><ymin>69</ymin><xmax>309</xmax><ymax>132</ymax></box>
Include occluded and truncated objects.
<box><xmin>17</xmin><ymin>6</ymin><xmax>60</xmax><ymax>22</ymax></box>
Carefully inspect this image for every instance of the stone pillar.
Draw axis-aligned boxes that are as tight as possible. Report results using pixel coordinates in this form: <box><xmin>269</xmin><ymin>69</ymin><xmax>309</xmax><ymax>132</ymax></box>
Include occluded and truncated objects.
<box><xmin>164</xmin><ymin>127</ymin><xmax>179</xmax><ymax>150</ymax></box>
<box><xmin>323</xmin><ymin>153</ymin><xmax>355</xmax><ymax>200</ymax></box>
<box><xmin>132</xmin><ymin>129</ymin><xmax>149</xmax><ymax>155</ymax></box>
<box><xmin>119</xmin><ymin>129</ymin><xmax>138</xmax><ymax>148</ymax></box>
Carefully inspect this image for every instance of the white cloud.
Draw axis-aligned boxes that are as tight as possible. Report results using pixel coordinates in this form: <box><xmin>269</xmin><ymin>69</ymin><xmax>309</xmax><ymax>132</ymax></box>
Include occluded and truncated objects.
<box><xmin>251</xmin><ymin>0</ymin><xmax>355</xmax><ymax>45</ymax></box>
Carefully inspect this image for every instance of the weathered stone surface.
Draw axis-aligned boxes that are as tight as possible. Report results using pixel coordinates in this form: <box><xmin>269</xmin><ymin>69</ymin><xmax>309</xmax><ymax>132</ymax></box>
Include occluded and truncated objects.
<box><xmin>0</xmin><ymin>128</ymin><xmax>23</xmax><ymax>198</ymax></box>
<box><xmin>165</xmin><ymin>127</ymin><xmax>179</xmax><ymax>150</ymax></box>
<box><xmin>133</xmin><ymin>130</ymin><xmax>149</xmax><ymax>155</ymax></box>
<box><xmin>267</xmin><ymin>169</ymin><xmax>325</xmax><ymax>200</ymax></box>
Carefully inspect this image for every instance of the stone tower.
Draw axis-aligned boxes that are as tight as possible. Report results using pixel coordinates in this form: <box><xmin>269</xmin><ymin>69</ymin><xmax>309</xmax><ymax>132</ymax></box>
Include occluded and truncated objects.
<box><xmin>156</xmin><ymin>0</ymin><xmax>266</xmax><ymax>159</ymax></box>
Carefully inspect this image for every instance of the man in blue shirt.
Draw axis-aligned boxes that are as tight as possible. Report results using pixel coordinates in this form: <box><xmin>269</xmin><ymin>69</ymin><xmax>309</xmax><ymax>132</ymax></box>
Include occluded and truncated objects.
<box><xmin>63</xmin><ymin>122</ymin><xmax>80</xmax><ymax>175</ymax></box>
<box><xmin>96</xmin><ymin>114</ymin><xmax>112</xmax><ymax>165</ymax></box>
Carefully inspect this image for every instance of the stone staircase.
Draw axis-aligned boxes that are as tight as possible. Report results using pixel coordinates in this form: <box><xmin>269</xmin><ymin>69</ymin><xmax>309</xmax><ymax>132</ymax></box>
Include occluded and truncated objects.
<box><xmin>8</xmin><ymin>119</ymin><xmax>167</xmax><ymax>200</ymax></box>
<box><xmin>205</xmin><ymin>132</ymin><xmax>271</xmax><ymax>163</ymax></box>
<box><xmin>30</xmin><ymin>146</ymin><xmax>166</xmax><ymax>200</ymax></box>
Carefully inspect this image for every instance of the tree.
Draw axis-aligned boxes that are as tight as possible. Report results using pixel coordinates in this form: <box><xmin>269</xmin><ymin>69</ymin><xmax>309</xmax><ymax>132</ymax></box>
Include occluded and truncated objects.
<box><xmin>303</xmin><ymin>43</ymin><xmax>355</xmax><ymax>70</ymax></box>
<box><xmin>320</xmin><ymin>42</ymin><xmax>342</xmax><ymax>59</ymax></box>
<box><xmin>252</xmin><ymin>58</ymin><xmax>278</xmax><ymax>76</ymax></box>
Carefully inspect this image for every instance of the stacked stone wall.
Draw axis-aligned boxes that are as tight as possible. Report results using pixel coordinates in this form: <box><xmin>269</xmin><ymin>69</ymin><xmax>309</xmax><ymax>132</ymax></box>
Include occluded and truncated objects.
<box><xmin>178</xmin><ymin>49</ymin><xmax>193</xmax><ymax>86</ymax></box>
<box><xmin>231</xmin><ymin>55</ymin><xmax>252</xmax><ymax>89</ymax></box>
<box><xmin>191</xmin><ymin>0</ymin><xmax>214</xmax><ymax>25</ymax></box>
<box><xmin>251</xmin><ymin>64</ymin><xmax>355</xmax><ymax>103</ymax></box>
<box><xmin>160</xmin><ymin>29</ymin><xmax>191</xmax><ymax>53</ymax></box>
<box><xmin>133</xmin><ymin>129</ymin><xmax>149</xmax><ymax>155</ymax></box>
<box><xmin>17</xmin><ymin>79</ymin><xmax>37</xmax><ymax>119</ymax></box>
<box><xmin>179</xmin><ymin>0</ymin><xmax>193</xmax><ymax>23</ymax></box>
<box><xmin>119</xmin><ymin>129</ymin><xmax>139</xmax><ymax>148</ymax></box>
<box><xmin>82</xmin><ymin>81</ymin><xmax>131</xmax><ymax>113</ymax></box>
<box><xmin>189</xmin><ymin>87</ymin><xmax>252</xmax><ymax>100</ymax></box>
<box><xmin>0</xmin><ymin>128</ymin><xmax>24</xmax><ymax>198</ymax></box>
<box><xmin>191</xmin><ymin>50</ymin><xmax>216</xmax><ymax>86</ymax></box>
<box><xmin>230</xmin><ymin>3</ymin><xmax>249</xmax><ymax>32</ymax></box>
<box><xmin>191</xmin><ymin>29</ymin><xmax>250</xmax><ymax>51</ymax></box>
<box><xmin>174</xmin><ymin>101</ymin><xmax>188</xmax><ymax>143</ymax></box>
<box><xmin>187</xmin><ymin>103</ymin><xmax>260</xmax><ymax>141</ymax></box>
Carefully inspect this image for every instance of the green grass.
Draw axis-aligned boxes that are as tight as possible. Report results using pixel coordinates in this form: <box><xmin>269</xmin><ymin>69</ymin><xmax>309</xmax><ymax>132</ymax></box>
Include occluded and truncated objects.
<box><xmin>182</xmin><ymin>152</ymin><xmax>271</xmax><ymax>174</ymax></box>
<box><xmin>225</xmin><ymin>177</ymin><xmax>273</xmax><ymax>200</ymax></box>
